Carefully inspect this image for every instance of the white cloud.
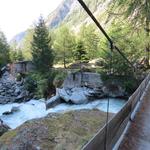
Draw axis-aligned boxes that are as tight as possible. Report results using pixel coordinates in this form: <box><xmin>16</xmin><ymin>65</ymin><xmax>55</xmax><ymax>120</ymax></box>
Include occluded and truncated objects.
<box><xmin>0</xmin><ymin>0</ymin><xmax>62</xmax><ymax>41</ymax></box>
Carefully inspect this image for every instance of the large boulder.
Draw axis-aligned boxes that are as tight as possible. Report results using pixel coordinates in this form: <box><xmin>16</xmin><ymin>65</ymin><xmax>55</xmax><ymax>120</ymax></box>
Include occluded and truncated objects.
<box><xmin>69</xmin><ymin>87</ymin><xmax>89</xmax><ymax>104</ymax></box>
<box><xmin>58</xmin><ymin>87</ymin><xmax>89</xmax><ymax>104</ymax></box>
<box><xmin>0</xmin><ymin>110</ymin><xmax>112</xmax><ymax>150</ymax></box>
<box><xmin>46</xmin><ymin>89</ymin><xmax>61</xmax><ymax>109</ymax></box>
<box><xmin>102</xmin><ymin>83</ymin><xmax>125</xmax><ymax>98</ymax></box>
<box><xmin>58</xmin><ymin>88</ymin><xmax>71</xmax><ymax>102</ymax></box>
<box><xmin>47</xmin><ymin>72</ymin><xmax>104</xmax><ymax>108</ymax></box>
<box><xmin>2</xmin><ymin>106</ymin><xmax>20</xmax><ymax>115</ymax></box>
<box><xmin>46</xmin><ymin>72</ymin><xmax>127</xmax><ymax>109</ymax></box>
<box><xmin>0</xmin><ymin>120</ymin><xmax>10</xmax><ymax>136</ymax></box>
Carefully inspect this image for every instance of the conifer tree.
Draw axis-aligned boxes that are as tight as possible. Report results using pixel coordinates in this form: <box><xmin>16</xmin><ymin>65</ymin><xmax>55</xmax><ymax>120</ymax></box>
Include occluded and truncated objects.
<box><xmin>31</xmin><ymin>16</ymin><xmax>54</xmax><ymax>73</ymax></box>
<box><xmin>108</xmin><ymin>0</ymin><xmax>150</xmax><ymax>67</ymax></box>
<box><xmin>73</xmin><ymin>40</ymin><xmax>87</xmax><ymax>62</ymax></box>
<box><xmin>17</xmin><ymin>50</ymin><xmax>24</xmax><ymax>61</ymax></box>
<box><xmin>54</xmin><ymin>26</ymin><xmax>75</xmax><ymax>68</ymax></box>
<box><xmin>0</xmin><ymin>31</ymin><xmax>10</xmax><ymax>68</ymax></box>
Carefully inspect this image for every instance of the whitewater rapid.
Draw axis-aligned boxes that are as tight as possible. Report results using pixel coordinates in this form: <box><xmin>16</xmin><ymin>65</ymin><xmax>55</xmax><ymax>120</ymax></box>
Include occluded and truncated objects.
<box><xmin>0</xmin><ymin>98</ymin><xmax>126</xmax><ymax>129</ymax></box>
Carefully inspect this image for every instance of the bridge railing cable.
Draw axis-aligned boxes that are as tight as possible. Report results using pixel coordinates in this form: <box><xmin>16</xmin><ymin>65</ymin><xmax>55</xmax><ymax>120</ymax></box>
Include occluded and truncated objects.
<box><xmin>81</xmin><ymin>73</ymin><xmax>150</xmax><ymax>150</ymax></box>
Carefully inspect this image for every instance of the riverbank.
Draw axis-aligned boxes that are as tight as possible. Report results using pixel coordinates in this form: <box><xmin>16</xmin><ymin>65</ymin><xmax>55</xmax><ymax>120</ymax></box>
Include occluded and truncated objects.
<box><xmin>0</xmin><ymin>109</ymin><xmax>113</xmax><ymax>150</ymax></box>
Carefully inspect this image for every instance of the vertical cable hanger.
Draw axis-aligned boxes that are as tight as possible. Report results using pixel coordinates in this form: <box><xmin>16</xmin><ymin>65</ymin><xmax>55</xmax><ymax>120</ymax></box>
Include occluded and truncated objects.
<box><xmin>104</xmin><ymin>42</ymin><xmax>114</xmax><ymax>150</ymax></box>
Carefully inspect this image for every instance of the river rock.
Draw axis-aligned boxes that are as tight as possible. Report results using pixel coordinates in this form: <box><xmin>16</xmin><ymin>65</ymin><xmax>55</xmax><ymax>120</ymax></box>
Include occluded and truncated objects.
<box><xmin>11</xmin><ymin>106</ymin><xmax>20</xmax><ymax>113</ymax></box>
<box><xmin>46</xmin><ymin>72</ymin><xmax>127</xmax><ymax>108</ymax></box>
<box><xmin>2</xmin><ymin>106</ymin><xmax>20</xmax><ymax>115</ymax></box>
<box><xmin>69</xmin><ymin>87</ymin><xmax>89</xmax><ymax>104</ymax></box>
<box><xmin>0</xmin><ymin>119</ymin><xmax>10</xmax><ymax>136</ymax></box>
<box><xmin>2</xmin><ymin>111</ymin><xmax>12</xmax><ymax>115</ymax></box>
<box><xmin>102</xmin><ymin>83</ymin><xmax>125</xmax><ymax>98</ymax></box>
<box><xmin>14</xmin><ymin>88</ymin><xmax>21</xmax><ymax>95</ymax></box>
<box><xmin>46</xmin><ymin>95</ymin><xmax>61</xmax><ymax>109</ymax></box>
<box><xmin>58</xmin><ymin>88</ymin><xmax>71</xmax><ymax>102</ymax></box>
<box><xmin>58</xmin><ymin>87</ymin><xmax>89</xmax><ymax>104</ymax></box>
<box><xmin>0</xmin><ymin>71</ymin><xmax>30</xmax><ymax>104</ymax></box>
<box><xmin>47</xmin><ymin>72</ymin><xmax>104</xmax><ymax>108</ymax></box>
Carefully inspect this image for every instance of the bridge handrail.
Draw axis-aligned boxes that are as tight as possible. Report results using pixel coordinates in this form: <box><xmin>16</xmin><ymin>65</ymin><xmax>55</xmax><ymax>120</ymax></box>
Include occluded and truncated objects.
<box><xmin>82</xmin><ymin>74</ymin><xmax>150</xmax><ymax>150</ymax></box>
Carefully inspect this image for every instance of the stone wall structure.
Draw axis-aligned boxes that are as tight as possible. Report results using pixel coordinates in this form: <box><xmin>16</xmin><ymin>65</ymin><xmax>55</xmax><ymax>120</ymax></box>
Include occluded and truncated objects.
<box><xmin>10</xmin><ymin>61</ymin><xmax>34</xmax><ymax>76</ymax></box>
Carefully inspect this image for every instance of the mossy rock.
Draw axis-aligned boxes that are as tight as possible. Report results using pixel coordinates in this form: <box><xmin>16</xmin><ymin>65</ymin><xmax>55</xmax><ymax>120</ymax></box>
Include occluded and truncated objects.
<box><xmin>0</xmin><ymin>110</ymin><xmax>113</xmax><ymax>150</ymax></box>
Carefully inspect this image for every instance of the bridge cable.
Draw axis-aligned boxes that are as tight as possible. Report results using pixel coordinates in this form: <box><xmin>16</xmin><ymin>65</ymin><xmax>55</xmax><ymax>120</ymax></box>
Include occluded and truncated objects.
<box><xmin>76</xmin><ymin>0</ymin><xmax>136</xmax><ymax>148</ymax></box>
<box><xmin>77</xmin><ymin>0</ymin><xmax>135</xmax><ymax>71</ymax></box>
<box><xmin>104</xmin><ymin>43</ymin><xmax>114</xmax><ymax>150</ymax></box>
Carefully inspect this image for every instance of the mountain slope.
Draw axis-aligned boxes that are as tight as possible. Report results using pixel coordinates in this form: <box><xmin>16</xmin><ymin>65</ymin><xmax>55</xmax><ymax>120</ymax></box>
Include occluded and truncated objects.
<box><xmin>46</xmin><ymin>0</ymin><xmax>75</xmax><ymax>28</ymax></box>
<box><xmin>9</xmin><ymin>31</ymin><xmax>26</xmax><ymax>46</ymax></box>
<box><xmin>10</xmin><ymin>0</ymin><xmax>112</xmax><ymax>46</ymax></box>
<box><xmin>47</xmin><ymin>0</ymin><xmax>111</xmax><ymax>29</ymax></box>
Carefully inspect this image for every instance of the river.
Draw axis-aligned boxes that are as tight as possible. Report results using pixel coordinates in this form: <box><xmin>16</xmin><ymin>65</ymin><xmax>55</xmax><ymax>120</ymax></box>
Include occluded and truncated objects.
<box><xmin>0</xmin><ymin>98</ymin><xmax>126</xmax><ymax>129</ymax></box>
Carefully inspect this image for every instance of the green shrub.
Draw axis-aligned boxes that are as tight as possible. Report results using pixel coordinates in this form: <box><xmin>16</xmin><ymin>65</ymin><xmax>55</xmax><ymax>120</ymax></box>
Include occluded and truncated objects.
<box><xmin>35</xmin><ymin>78</ymin><xmax>48</xmax><ymax>98</ymax></box>
<box><xmin>24</xmin><ymin>70</ymin><xmax>68</xmax><ymax>99</ymax></box>
<box><xmin>53</xmin><ymin>71</ymin><xmax>67</xmax><ymax>88</ymax></box>
<box><xmin>16</xmin><ymin>73</ymin><xmax>22</xmax><ymax>81</ymax></box>
<box><xmin>24</xmin><ymin>74</ymin><xmax>37</xmax><ymax>93</ymax></box>
<box><xmin>101</xmin><ymin>74</ymin><xmax>139</xmax><ymax>95</ymax></box>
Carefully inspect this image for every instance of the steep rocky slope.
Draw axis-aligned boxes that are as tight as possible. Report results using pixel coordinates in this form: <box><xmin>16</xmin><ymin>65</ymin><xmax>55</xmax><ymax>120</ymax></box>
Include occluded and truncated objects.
<box><xmin>11</xmin><ymin>0</ymin><xmax>112</xmax><ymax>46</ymax></box>
<box><xmin>47</xmin><ymin>0</ymin><xmax>111</xmax><ymax>29</ymax></box>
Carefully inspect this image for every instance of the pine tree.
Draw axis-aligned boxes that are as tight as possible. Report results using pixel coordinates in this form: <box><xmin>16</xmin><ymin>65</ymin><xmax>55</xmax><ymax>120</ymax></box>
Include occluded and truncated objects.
<box><xmin>31</xmin><ymin>16</ymin><xmax>54</xmax><ymax>73</ymax></box>
<box><xmin>0</xmin><ymin>31</ymin><xmax>10</xmax><ymax>68</ymax></box>
<box><xmin>54</xmin><ymin>26</ymin><xmax>75</xmax><ymax>68</ymax></box>
<box><xmin>17</xmin><ymin>50</ymin><xmax>24</xmax><ymax>61</ymax></box>
<box><xmin>73</xmin><ymin>40</ymin><xmax>87</xmax><ymax>62</ymax></box>
<box><xmin>79</xmin><ymin>24</ymin><xmax>100</xmax><ymax>60</ymax></box>
<box><xmin>22</xmin><ymin>29</ymin><xmax>34</xmax><ymax>60</ymax></box>
<box><xmin>108</xmin><ymin>0</ymin><xmax>150</xmax><ymax>67</ymax></box>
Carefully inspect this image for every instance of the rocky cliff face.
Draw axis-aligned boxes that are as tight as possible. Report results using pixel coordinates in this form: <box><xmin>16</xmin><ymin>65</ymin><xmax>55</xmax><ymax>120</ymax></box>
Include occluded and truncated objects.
<box><xmin>11</xmin><ymin>0</ymin><xmax>112</xmax><ymax>46</ymax></box>
<box><xmin>46</xmin><ymin>0</ymin><xmax>112</xmax><ymax>29</ymax></box>
<box><xmin>46</xmin><ymin>0</ymin><xmax>76</xmax><ymax>28</ymax></box>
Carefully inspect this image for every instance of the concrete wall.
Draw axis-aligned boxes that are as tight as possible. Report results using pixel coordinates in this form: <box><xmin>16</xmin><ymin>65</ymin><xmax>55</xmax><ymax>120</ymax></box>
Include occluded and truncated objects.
<box><xmin>10</xmin><ymin>61</ymin><xmax>34</xmax><ymax>75</ymax></box>
<box><xmin>63</xmin><ymin>72</ymin><xmax>103</xmax><ymax>89</ymax></box>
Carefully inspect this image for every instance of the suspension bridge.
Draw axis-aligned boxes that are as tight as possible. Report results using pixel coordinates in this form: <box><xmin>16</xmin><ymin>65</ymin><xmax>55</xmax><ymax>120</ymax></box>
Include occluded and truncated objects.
<box><xmin>77</xmin><ymin>0</ymin><xmax>150</xmax><ymax>149</ymax></box>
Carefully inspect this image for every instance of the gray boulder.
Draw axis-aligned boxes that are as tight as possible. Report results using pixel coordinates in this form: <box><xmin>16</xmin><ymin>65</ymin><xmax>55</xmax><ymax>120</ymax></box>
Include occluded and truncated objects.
<box><xmin>69</xmin><ymin>88</ymin><xmax>88</xmax><ymax>104</ymax></box>
<box><xmin>0</xmin><ymin>71</ymin><xmax>30</xmax><ymax>104</ymax></box>
<box><xmin>46</xmin><ymin>89</ymin><xmax>62</xmax><ymax>109</ymax></box>
<box><xmin>58</xmin><ymin>88</ymin><xmax>71</xmax><ymax>102</ymax></box>
<box><xmin>46</xmin><ymin>95</ymin><xmax>61</xmax><ymax>109</ymax></box>
<box><xmin>102</xmin><ymin>83</ymin><xmax>125</xmax><ymax>98</ymax></box>
<box><xmin>58</xmin><ymin>87</ymin><xmax>89</xmax><ymax>104</ymax></box>
<box><xmin>46</xmin><ymin>72</ymin><xmax>104</xmax><ymax>108</ymax></box>
<box><xmin>0</xmin><ymin>119</ymin><xmax>10</xmax><ymax>136</ymax></box>
<box><xmin>11</xmin><ymin>106</ymin><xmax>20</xmax><ymax>113</ymax></box>
<box><xmin>2</xmin><ymin>106</ymin><xmax>20</xmax><ymax>115</ymax></box>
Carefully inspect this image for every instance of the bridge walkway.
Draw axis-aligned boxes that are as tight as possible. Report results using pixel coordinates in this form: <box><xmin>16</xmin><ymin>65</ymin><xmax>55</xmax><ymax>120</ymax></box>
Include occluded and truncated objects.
<box><xmin>119</xmin><ymin>81</ymin><xmax>150</xmax><ymax>150</ymax></box>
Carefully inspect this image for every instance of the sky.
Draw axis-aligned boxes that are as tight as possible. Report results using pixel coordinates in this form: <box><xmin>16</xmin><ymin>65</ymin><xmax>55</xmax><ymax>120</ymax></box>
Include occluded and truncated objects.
<box><xmin>0</xmin><ymin>0</ymin><xmax>62</xmax><ymax>41</ymax></box>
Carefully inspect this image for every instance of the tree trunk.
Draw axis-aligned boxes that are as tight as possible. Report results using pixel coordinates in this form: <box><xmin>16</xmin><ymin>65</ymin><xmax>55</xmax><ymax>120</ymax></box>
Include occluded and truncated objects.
<box><xmin>63</xmin><ymin>52</ymin><xmax>66</xmax><ymax>69</ymax></box>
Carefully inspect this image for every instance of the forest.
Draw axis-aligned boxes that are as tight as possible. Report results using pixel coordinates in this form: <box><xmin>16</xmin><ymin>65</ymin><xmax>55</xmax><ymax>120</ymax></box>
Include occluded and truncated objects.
<box><xmin>0</xmin><ymin>0</ymin><xmax>149</xmax><ymax>99</ymax></box>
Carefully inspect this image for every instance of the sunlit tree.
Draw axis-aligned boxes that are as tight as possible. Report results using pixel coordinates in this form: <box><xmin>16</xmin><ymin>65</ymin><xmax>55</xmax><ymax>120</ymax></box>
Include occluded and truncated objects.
<box><xmin>31</xmin><ymin>16</ymin><xmax>54</xmax><ymax>73</ymax></box>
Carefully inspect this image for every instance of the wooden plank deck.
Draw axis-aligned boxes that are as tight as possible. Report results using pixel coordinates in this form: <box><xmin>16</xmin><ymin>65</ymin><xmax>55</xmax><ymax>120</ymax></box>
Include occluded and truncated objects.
<box><xmin>119</xmin><ymin>82</ymin><xmax>150</xmax><ymax>150</ymax></box>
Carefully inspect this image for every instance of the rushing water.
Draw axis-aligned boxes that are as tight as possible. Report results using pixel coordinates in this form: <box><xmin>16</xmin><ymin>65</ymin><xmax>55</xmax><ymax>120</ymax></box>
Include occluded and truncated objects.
<box><xmin>0</xmin><ymin>98</ymin><xmax>126</xmax><ymax>129</ymax></box>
